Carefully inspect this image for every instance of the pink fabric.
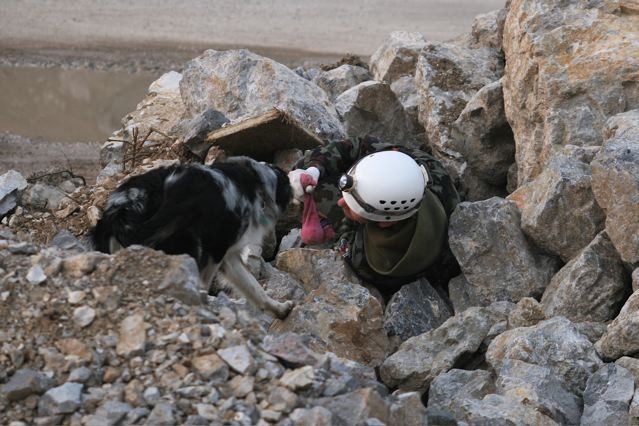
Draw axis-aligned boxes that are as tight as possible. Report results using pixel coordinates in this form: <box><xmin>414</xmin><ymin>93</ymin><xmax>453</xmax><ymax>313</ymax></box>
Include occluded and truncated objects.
<box><xmin>299</xmin><ymin>174</ymin><xmax>335</xmax><ymax>245</ymax></box>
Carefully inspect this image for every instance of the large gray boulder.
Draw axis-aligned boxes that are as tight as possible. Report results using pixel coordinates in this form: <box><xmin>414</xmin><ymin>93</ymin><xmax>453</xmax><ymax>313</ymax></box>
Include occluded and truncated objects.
<box><xmin>315</xmin><ymin>388</ymin><xmax>390</xmax><ymax>426</ymax></box>
<box><xmin>428</xmin><ymin>369</ymin><xmax>495</xmax><ymax>418</ymax></box>
<box><xmin>502</xmin><ymin>0</ymin><xmax>639</xmax><ymax>185</ymax></box>
<box><xmin>454</xmin><ymin>394</ymin><xmax>559</xmax><ymax>425</ymax></box>
<box><xmin>380</xmin><ymin>303</ymin><xmax>511</xmax><ymax>392</ymax></box>
<box><xmin>495</xmin><ymin>359</ymin><xmax>582</xmax><ymax>425</ymax></box>
<box><xmin>591</xmin><ymin>110</ymin><xmax>639</xmax><ymax>265</ymax></box>
<box><xmin>509</xmin><ymin>149</ymin><xmax>605</xmax><ymax>261</ymax></box>
<box><xmin>451</xmin><ymin>79</ymin><xmax>515</xmax><ymax>200</ymax></box>
<box><xmin>179</xmin><ymin>49</ymin><xmax>344</xmax><ymax>142</ymax></box>
<box><xmin>469</xmin><ymin>8</ymin><xmax>508</xmax><ymax>50</ymax></box>
<box><xmin>540</xmin><ymin>232</ymin><xmax>630</xmax><ymax>323</ymax></box>
<box><xmin>271</xmin><ymin>250</ymin><xmax>388</xmax><ymax>367</ymax></box>
<box><xmin>389</xmin><ymin>76</ymin><xmax>426</xmax><ymax>142</ymax></box>
<box><xmin>596</xmin><ymin>291</ymin><xmax>639</xmax><ymax>361</ymax></box>
<box><xmin>486</xmin><ymin>317</ymin><xmax>603</xmax><ymax>396</ymax></box>
<box><xmin>312</xmin><ymin>65</ymin><xmax>371</xmax><ymax>102</ymax></box>
<box><xmin>335</xmin><ymin>81</ymin><xmax>417</xmax><ymax>147</ymax></box>
<box><xmin>383</xmin><ymin>278</ymin><xmax>453</xmax><ymax>343</ymax></box>
<box><xmin>581</xmin><ymin>364</ymin><xmax>634</xmax><ymax>426</ymax></box>
<box><xmin>369</xmin><ymin>31</ymin><xmax>428</xmax><ymax>83</ymax></box>
<box><xmin>448</xmin><ymin>197</ymin><xmax>559</xmax><ymax>307</ymax></box>
<box><xmin>414</xmin><ymin>40</ymin><xmax>503</xmax><ymax>187</ymax></box>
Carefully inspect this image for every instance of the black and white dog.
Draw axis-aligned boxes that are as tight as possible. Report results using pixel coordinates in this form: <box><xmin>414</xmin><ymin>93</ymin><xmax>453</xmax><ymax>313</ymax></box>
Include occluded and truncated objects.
<box><xmin>91</xmin><ymin>157</ymin><xmax>294</xmax><ymax>318</ymax></box>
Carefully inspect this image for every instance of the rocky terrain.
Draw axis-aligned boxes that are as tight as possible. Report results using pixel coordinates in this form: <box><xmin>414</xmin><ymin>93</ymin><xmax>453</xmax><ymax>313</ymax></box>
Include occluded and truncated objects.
<box><xmin>1</xmin><ymin>0</ymin><xmax>639</xmax><ymax>424</ymax></box>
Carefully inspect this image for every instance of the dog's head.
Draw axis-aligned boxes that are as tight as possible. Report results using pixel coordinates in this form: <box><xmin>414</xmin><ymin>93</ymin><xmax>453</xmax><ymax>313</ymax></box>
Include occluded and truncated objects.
<box><xmin>269</xmin><ymin>165</ymin><xmax>293</xmax><ymax>212</ymax></box>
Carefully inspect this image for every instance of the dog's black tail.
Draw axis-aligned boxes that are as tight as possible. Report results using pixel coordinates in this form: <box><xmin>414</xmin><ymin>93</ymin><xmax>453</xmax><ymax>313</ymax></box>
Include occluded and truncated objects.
<box><xmin>90</xmin><ymin>167</ymin><xmax>175</xmax><ymax>253</ymax></box>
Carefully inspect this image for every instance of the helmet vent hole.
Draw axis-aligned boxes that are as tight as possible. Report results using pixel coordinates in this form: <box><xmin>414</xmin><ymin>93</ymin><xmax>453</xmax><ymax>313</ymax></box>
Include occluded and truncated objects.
<box><xmin>391</xmin><ymin>201</ymin><xmax>397</xmax><ymax>205</ymax></box>
<box><xmin>410</xmin><ymin>198</ymin><xmax>416</xmax><ymax>202</ymax></box>
<box><xmin>384</xmin><ymin>207</ymin><xmax>390</xmax><ymax>211</ymax></box>
<box><xmin>394</xmin><ymin>207</ymin><xmax>400</xmax><ymax>211</ymax></box>
<box><xmin>379</xmin><ymin>200</ymin><xmax>386</xmax><ymax>204</ymax></box>
<box><xmin>386</xmin><ymin>216</ymin><xmax>391</xmax><ymax>220</ymax></box>
<box><xmin>401</xmin><ymin>200</ymin><xmax>407</xmax><ymax>204</ymax></box>
<box><xmin>404</xmin><ymin>206</ymin><xmax>409</xmax><ymax>210</ymax></box>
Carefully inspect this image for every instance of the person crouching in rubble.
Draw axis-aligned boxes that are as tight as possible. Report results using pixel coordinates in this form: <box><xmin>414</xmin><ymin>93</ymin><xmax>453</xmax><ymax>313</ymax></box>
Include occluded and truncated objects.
<box><xmin>288</xmin><ymin>135</ymin><xmax>461</xmax><ymax>299</ymax></box>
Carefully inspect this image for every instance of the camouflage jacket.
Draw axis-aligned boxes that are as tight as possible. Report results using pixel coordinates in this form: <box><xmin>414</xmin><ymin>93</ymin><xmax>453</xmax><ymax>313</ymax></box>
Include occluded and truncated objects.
<box><xmin>296</xmin><ymin>135</ymin><xmax>460</xmax><ymax>287</ymax></box>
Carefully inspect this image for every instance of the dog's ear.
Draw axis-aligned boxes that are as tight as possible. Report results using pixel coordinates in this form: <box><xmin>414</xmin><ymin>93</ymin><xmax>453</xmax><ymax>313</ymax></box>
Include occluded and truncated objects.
<box><xmin>271</xmin><ymin>166</ymin><xmax>293</xmax><ymax>210</ymax></box>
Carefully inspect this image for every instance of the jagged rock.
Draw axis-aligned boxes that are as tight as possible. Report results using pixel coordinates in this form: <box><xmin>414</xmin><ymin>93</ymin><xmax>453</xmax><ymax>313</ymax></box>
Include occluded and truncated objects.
<box><xmin>217</xmin><ymin>345</ymin><xmax>256</xmax><ymax>375</ymax></box>
<box><xmin>591</xmin><ymin>110</ymin><xmax>639</xmax><ymax>264</ymax></box>
<box><xmin>320</xmin><ymin>353</ymin><xmax>385</xmax><ymax>398</ymax></box>
<box><xmin>502</xmin><ymin>0</ymin><xmax>639</xmax><ymax>185</ymax></box>
<box><xmin>289</xmin><ymin>407</ymin><xmax>333</xmax><ymax>426</ymax></box>
<box><xmin>383</xmin><ymin>278</ymin><xmax>452</xmax><ymax>343</ymax></box>
<box><xmin>20</xmin><ymin>183</ymin><xmax>73</xmax><ymax>212</ymax></box>
<box><xmin>158</xmin><ymin>255</ymin><xmax>203</xmax><ymax>305</ymax></box>
<box><xmin>380</xmin><ymin>303</ymin><xmax>509</xmax><ymax>392</ymax></box>
<box><xmin>179</xmin><ymin>49</ymin><xmax>344</xmax><ymax>142</ymax></box>
<box><xmin>26</xmin><ymin>265</ymin><xmax>47</xmax><ymax>285</ymax></box>
<box><xmin>469</xmin><ymin>9</ymin><xmax>507</xmax><ymax>50</ymax></box>
<box><xmin>456</xmin><ymin>394</ymin><xmax>558</xmax><ymax>425</ymax></box>
<box><xmin>335</xmin><ymin>81</ymin><xmax>417</xmax><ymax>146</ymax></box>
<box><xmin>274</xmin><ymin>248</ymin><xmax>360</xmax><ymax>293</ymax></box>
<box><xmin>312</xmin><ymin>65</ymin><xmax>371</xmax><ymax>102</ymax></box>
<box><xmin>388</xmin><ymin>392</ymin><xmax>428</xmax><ymax>426</ymax></box>
<box><xmin>487</xmin><ymin>317</ymin><xmax>603</xmax><ymax>395</ymax></box>
<box><xmin>271</xmin><ymin>275</ymin><xmax>388</xmax><ymax>367</ymax></box>
<box><xmin>1</xmin><ymin>369</ymin><xmax>53</xmax><ymax>402</ymax></box>
<box><xmin>428</xmin><ymin>369</ymin><xmax>495</xmax><ymax>417</ymax></box>
<box><xmin>72</xmin><ymin>305</ymin><xmax>96</xmax><ymax>328</ymax></box>
<box><xmin>278</xmin><ymin>229</ymin><xmax>303</xmax><ymax>253</ymax></box>
<box><xmin>316</xmin><ymin>388</ymin><xmax>389</xmax><ymax>426</ymax></box>
<box><xmin>51</xmin><ymin>229</ymin><xmax>86</xmax><ymax>252</ymax></box>
<box><xmin>616</xmin><ymin>357</ymin><xmax>639</xmax><ymax>384</ymax></box>
<box><xmin>508</xmin><ymin>150</ymin><xmax>605</xmax><ymax>261</ymax></box>
<box><xmin>85</xmin><ymin>401</ymin><xmax>133</xmax><ymax>426</ymax></box>
<box><xmin>191</xmin><ymin>353</ymin><xmax>229</xmax><ymax>381</ymax></box>
<box><xmin>61</xmin><ymin>252</ymin><xmax>108</xmax><ymax>278</ymax></box>
<box><xmin>0</xmin><ymin>170</ymin><xmax>27</xmax><ymax>217</ymax></box>
<box><xmin>596</xmin><ymin>291</ymin><xmax>639</xmax><ymax>360</ymax></box>
<box><xmin>581</xmin><ymin>364</ymin><xmax>634</xmax><ymax>426</ymax></box>
<box><xmin>447</xmin><ymin>274</ymin><xmax>473</xmax><ymax>314</ymax></box>
<box><xmin>389</xmin><ymin>76</ymin><xmax>426</xmax><ymax>141</ymax></box>
<box><xmin>507</xmin><ymin>297</ymin><xmax>546</xmax><ymax>329</ymax></box>
<box><xmin>175</xmin><ymin>108</ymin><xmax>230</xmax><ymax>158</ymax></box>
<box><xmin>633</xmin><ymin>268</ymin><xmax>639</xmax><ymax>292</ymax></box>
<box><xmin>279</xmin><ymin>366</ymin><xmax>315</xmax><ymax>391</ymax></box>
<box><xmin>38</xmin><ymin>382</ymin><xmax>83</xmax><ymax>416</ymax></box>
<box><xmin>116</xmin><ymin>314</ymin><xmax>148</xmax><ymax>358</ymax></box>
<box><xmin>540</xmin><ymin>232</ymin><xmax>629</xmax><ymax>323</ymax></box>
<box><xmin>451</xmin><ymin>79</ymin><xmax>515</xmax><ymax>200</ymax></box>
<box><xmin>145</xmin><ymin>402</ymin><xmax>175</xmax><ymax>425</ymax></box>
<box><xmin>448</xmin><ymin>197</ymin><xmax>558</xmax><ymax>307</ymax></box>
<box><xmin>495</xmin><ymin>359</ymin><xmax>582</xmax><ymax>425</ymax></box>
<box><xmin>369</xmin><ymin>31</ymin><xmax>428</xmax><ymax>83</ymax></box>
<box><xmin>415</xmin><ymin>40</ymin><xmax>503</xmax><ymax>186</ymax></box>
<box><xmin>261</xmin><ymin>333</ymin><xmax>321</xmax><ymax>368</ymax></box>
<box><xmin>261</xmin><ymin>262</ymin><xmax>306</xmax><ymax>303</ymax></box>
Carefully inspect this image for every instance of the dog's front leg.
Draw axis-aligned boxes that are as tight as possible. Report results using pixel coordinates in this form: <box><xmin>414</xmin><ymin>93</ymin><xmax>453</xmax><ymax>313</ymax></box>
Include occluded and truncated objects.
<box><xmin>200</xmin><ymin>258</ymin><xmax>221</xmax><ymax>293</ymax></box>
<box><xmin>222</xmin><ymin>255</ymin><xmax>293</xmax><ymax>318</ymax></box>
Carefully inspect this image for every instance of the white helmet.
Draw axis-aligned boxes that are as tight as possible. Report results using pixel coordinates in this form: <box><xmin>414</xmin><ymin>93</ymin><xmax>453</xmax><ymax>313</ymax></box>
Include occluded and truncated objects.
<box><xmin>338</xmin><ymin>150</ymin><xmax>430</xmax><ymax>222</ymax></box>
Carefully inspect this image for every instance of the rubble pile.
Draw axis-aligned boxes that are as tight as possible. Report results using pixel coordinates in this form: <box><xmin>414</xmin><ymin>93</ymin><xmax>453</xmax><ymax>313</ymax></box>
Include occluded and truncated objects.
<box><xmin>1</xmin><ymin>0</ymin><xmax>639</xmax><ymax>424</ymax></box>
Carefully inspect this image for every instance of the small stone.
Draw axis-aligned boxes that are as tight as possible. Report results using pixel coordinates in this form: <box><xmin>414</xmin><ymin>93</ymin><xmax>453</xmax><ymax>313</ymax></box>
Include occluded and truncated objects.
<box><xmin>38</xmin><ymin>382</ymin><xmax>83</xmax><ymax>416</ymax></box>
<box><xmin>218</xmin><ymin>345</ymin><xmax>256</xmax><ymax>374</ymax></box>
<box><xmin>86</xmin><ymin>206</ymin><xmax>101</xmax><ymax>226</ymax></box>
<box><xmin>1</xmin><ymin>369</ymin><xmax>53</xmax><ymax>402</ymax></box>
<box><xmin>62</xmin><ymin>252</ymin><xmax>107</xmax><ymax>278</ymax></box>
<box><xmin>26</xmin><ymin>265</ymin><xmax>47</xmax><ymax>285</ymax></box>
<box><xmin>144</xmin><ymin>387</ymin><xmax>161</xmax><ymax>406</ymax></box>
<box><xmin>87</xmin><ymin>401</ymin><xmax>133</xmax><ymax>426</ymax></box>
<box><xmin>145</xmin><ymin>402</ymin><xmax>176</xmax><ymax>425</ymax></box>
<box><xmin>103</xmin><ymin>367</ymin><xmax>121</xmax><ymax>383</ymax></box>
<box><xmin>73</xmin><ymin>306</ymin><xmax>96</xmax><ymax>328</ymax></box>
<box><xmin>192</xmin><ymin>353</ymin><xmax>229</xmax><ymax>381</ymax></box>
<box><xmin>67</xmin><ymin>291</ymin><xmax>86</xmax><ymax>305</ymax></box>
<box><xmin>57</xmin><ymin>338</ymin><xmax>92</xmax><ymax>363</ymax></box>
<box><xmin>279</xmin><ymin>366</ymin><xmax>315</xmax><ymax>391</ymax></box>
<box><xmin>116</xmin><ymin>314</ymin><xmax>147</xmax><ymax>358</ymax></box>
<box><xmin>196</xmin><ymin>404</ymin><xmax>218</xmax><ymax>421</ymax></box>
<box><xmin>68</xmin><ymin>367</ymin><xmax>93</xmax><ymax>384</ymax></box>
<box><xmin>261</xmin><ymin>409</ymin><xmax>282</xmax><ymax>422</ymax></box>
<box><xmin>268</xmin><ymin>386</ymin><xmax>298</xmax><ymax>413</ymax></box>
<box><xmin>227</xmin><ymin>375</ymin><xmax>255</xmax><ymax>398</ymax></box>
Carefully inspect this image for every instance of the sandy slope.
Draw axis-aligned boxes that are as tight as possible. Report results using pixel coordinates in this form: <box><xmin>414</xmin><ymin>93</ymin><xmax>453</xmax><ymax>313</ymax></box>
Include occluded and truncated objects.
<box><xmin>0</xmin><ymin>0</ymin><xmax>504</xmax><ymax>56</ymax></box>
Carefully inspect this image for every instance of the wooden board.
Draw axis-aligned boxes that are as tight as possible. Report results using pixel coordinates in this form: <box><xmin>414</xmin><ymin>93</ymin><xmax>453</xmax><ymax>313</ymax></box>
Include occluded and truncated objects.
<box><xmin>204</xmin><ymin>109</ymin><xmax>325</xmax><ymax>161</ymax></box>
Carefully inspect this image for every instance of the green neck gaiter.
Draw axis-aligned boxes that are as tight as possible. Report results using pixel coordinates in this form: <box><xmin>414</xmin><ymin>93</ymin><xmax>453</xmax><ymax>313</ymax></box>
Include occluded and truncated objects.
<box><xmin>363</xmin><ymin>188</ymin><xmax>447</xmax><ymax>278</ymax></box>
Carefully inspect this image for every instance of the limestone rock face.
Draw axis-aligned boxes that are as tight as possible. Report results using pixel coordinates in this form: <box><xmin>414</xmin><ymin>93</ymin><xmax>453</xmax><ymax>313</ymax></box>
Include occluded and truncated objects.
<box><xmin>451</xmin><ymin>79</ymin><xmax>515</xmax><ymax>199</ymax></box>
<box><xmin>369</xmin><ymin>31</ymin><xmax>428</xmax><ymax>83</ymax></box>
<box><xmin>508</xmin><ymin>149</ymin><xmax>605</xmax><ymax>261</ymax></box>
<box><xmin>428</xmin><ymin>369</ymin><xmax>495</xmax><ymax>417</ymax></box>
<box><xmin>271</xmin><ymin>250</ymin><xmax>388</xmax><ymax>367</ymax></box>
<box><xmin>502</xmin><ymin>0</ymin><xmax>639</xmax><ymax>185</ymax></box>
<box><xmin>448</xmin><ymin>197</ymin><xmax>558</xmax><ymax>307</ymax></box>
<box><xmin>541</xmin><ymin>232</ymin><xmax>630</xmax><ymax>323</ymax></box>
<box><xmin>486</xmin><ymin>317</ymin><xmax>603</xmax><ymax>396</ymax></box>
<box><xmin>596</xmin><ymin>291</ymin><xmax>639</xmax><ymax>360</ymax></box>
<box><xmin>335</xmin><ymin>81</ymin><xmax>417</xmax><ymax>147</ymax></box>
<box><xmin>415</xmin><ymin>41</ymin><xmax>503</xmax><ymax>185</ymax></box>
<box><xmin>389</xmin><ymin>76</ymin><xmax>426</xmax><ymax>142</ymax></box>
<box><xmin>180</xmin><ymin>49</ymin><xmax>344</xmax><ymax>142</ymax></box>
<box><xmin>455</xmin><ymin>394</ymin><xmax>558</xmax><ymax>425</ymax></box>
<box><xmin>380</xmin><ymin>304</ymin><xmax>510</xmax><ymax>392</ymax></box>
<box><xmin>581</xmin><ymin>364</ymin><xmax>634</xmax><ymax>426</ymax></box>
<box><xmin>591</xmin><ymin>110</ymin><xmax>639</xmax><ymax>264</ymax></box>
<box><xmin>469</xmin><ymin>8</ymin><xmax>507</xmax><ymax>50</ymax></box>
<box><xmin>312</xmin><ymin>65</ymin><xmax>371</xmax><ymax>102</ymax></box>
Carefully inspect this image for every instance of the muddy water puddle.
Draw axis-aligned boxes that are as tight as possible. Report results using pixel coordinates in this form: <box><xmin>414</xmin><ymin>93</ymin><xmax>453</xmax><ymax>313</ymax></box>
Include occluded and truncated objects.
<box><xmin>0</xmin><ymin>66</ymin><xmax>157</xmax><ymax>142</ymax></box>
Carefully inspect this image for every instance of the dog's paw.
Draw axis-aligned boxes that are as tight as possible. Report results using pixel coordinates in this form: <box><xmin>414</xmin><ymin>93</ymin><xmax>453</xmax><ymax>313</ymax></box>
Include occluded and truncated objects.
<box><xmin>274</xmin><ymin>300</ymin><xmax>294</xmax><ymax>319</ymax></box>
